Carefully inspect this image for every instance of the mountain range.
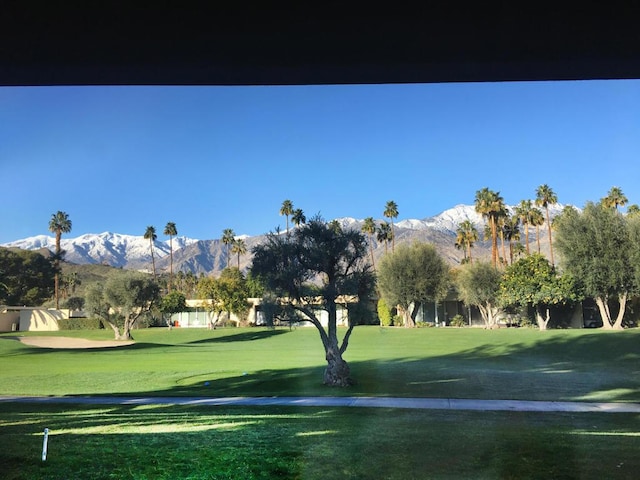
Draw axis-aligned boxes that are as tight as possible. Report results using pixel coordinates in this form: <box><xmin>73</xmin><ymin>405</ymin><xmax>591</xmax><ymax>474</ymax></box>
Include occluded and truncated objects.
<box><xmin>2</xmin><ymin>204</ymin><xmax>563</xmax><ymax>275</ymax></box>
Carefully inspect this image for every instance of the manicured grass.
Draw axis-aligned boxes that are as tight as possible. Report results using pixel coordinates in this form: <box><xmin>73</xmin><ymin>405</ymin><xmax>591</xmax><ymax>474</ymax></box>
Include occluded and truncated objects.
<box><xmin>2</xmin><ymin>327</ymin><xmax>639</xmax><ymax>478</ymax></box>
<box><xmin>1</xmin><ymin>327</ymin><xmax>639</xmax><ymax>402</ymax></box>
<box><xmin>1</xmin><ymin>402</ymin><xmax>639</xmax><ymax>479</ymax></box>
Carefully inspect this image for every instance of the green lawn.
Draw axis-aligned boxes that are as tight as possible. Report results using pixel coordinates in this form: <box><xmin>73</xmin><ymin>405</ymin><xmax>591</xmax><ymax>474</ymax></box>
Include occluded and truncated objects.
<box><xmin>1</xmin><ymin>403</ymin><xmax>639</xmax><ymax>479</ymax></box>
<box><xmin>1</xmin><ymin>327</ymin><xmax>639</xmax><ymax>402</ymax></box>
<box><xmin>1</xmin><ymin>327</ymin><xmax>639</xmax><ymax>479</ymax></box>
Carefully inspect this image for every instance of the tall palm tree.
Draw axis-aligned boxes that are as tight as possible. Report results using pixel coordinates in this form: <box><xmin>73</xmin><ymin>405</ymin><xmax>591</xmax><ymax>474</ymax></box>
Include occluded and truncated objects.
<box><xmin>361</xmin><ymin>217</ymin><xmax>377</xmax><ymax>270</ymax></box>
<box><xmin>221</xmin><ymin>228</ymin><xmax>236</xmax><ymax>269</ymax></box>
<box><xmin>535</xmin><ymin>184</ymin><xmax>558</xmax><ymax>266</ymax></box>
<box><xmin>164</xmin><ymin>222</ymin><xmax>178</xmax><ymax>291</ymax></box>
<box><xmin>502</xmin><ymin>214</ymin><xmax>521</xmax><ymax>265</ymax></box>
<box><xmin>515</xmin><ymin>199</ymin><xmax>533</xmax><ymax>254</ymax></box>
<box><xmin>455</xmin><ymin>219</ymin><xmax>479</xmax><ymax>264</ymax></box>
<box><xmin>474</xmin><ymin>188</ymin><xmax>504</xmax><ymax>267</ymax></box>
<box><xmin>376</xmin><ymin>221</ymin><xmax>393</xmax><ymax>254</ymax></box>
<box><xmin>602</xmin><ymin>186</ymin><xmax>628</xmax><ymax>211</ymax></box>
<box><xmin>383</xmin><ymin>200</ymin><xmax>399</xmax><ymax>252</ymax></box>
<box><xmin>496</xmin><ymin>208</ymin><xmax>509</xmax><ymax>264</ymax></box>
<box><xmin>144</xmin><ymin>226</ymin><xmax>157</xmax><ymax>280</ymax></box>
<box><xmin>292</xmin><ymin>208</ymin><xmax>306</xmax><ymax>228</ymax></box>
<box><xmin>48</xmin><ymin>211</ymin><xmax>72</xmax><ymax>309</ymax></box>
<box><xmin>530</xmin><ymin>207</ymin><xmax>545</xmax><ymax>254</ymax></box>
<box><xmin>231</xmin><ymin>238</ymin><xmax>247</xmax><ymax>269</ymax></box>
<box><xmin>280</xmin><ymin>199</ymin><xmax>294</xmax><ymax>234</ymax></box>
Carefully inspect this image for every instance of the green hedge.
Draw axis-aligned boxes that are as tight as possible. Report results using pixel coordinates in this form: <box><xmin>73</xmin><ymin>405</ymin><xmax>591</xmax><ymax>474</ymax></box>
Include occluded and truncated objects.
<box><xmin>57</xmin><ymin>317</ymin><xmax>104</xmax><ymax>330</ymax></box>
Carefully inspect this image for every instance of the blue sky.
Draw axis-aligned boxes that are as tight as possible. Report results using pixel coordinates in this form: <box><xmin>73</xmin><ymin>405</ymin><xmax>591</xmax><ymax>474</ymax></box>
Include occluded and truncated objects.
<box><xmin>1</xmin><ymin>81</ymin><xmax>639</xmax><ymax>244</ymax></box>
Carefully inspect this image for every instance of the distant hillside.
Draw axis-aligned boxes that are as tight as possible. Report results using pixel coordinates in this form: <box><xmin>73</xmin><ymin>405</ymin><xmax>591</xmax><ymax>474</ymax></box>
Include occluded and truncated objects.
<box><xmin>3</xmin><ymin>204</ymin><xmax>565</xmax><ymax>276</ymax></box>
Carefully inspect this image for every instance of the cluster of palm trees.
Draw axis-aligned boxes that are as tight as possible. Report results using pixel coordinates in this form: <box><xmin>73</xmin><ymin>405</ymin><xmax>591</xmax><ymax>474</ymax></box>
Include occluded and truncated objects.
<box><xmin>359</xmin><ymin>201</ymin><xmax>399</xmax><ymax>268</ymax></box>
<box><xmin>279</xmin><ymin>199</ymin><xmax>306</xmax><ymax>234</ymax></box>
<box><xmin>459</xmin><ymin>185</ymin><xmax>630</xmax><ymax>268</ymax></box>
<box><xmin>466</xmin><ymin>185</ymin><xmax>558</xmax><ymax>268</ymax></box>
<box><xmin>221</xmin><ymin>228</ymin><xmax>247</xmax><ymax>269</ymax></box>
<box><xmin>144</xmin><ymin>222</ymin><xmax>178</xmax><ymax>288</ymax></box>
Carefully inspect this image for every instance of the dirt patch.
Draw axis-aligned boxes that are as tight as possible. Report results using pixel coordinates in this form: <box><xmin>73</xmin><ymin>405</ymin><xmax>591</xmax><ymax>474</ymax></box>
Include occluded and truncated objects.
<box><xmin>10</xmin><ymin>336</ymin><xmax>135</xmax><ymax>349</ymax></box>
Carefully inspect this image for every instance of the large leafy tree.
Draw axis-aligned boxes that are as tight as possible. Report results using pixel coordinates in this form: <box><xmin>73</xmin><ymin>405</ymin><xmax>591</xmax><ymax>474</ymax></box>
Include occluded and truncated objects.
<box><xmin>48</xmin><ymin>210</ymin><xmax>72</xmax><ymax>309</ymax></box>
<box><xmin>251</xmin><ymin>216</ymin><xmax>375</xmax><ymax>387</ymax></box>
<box><xmin>163</xmin><ymin>222</ymin><xmax>178</xmax><ymax>290</ymax></box>
<box><xmin>455</xmin><ymin>261</ymin><xmax>503</xmax><ymax>328</ymax></box>
<box><xmin>159</xmin><ymin>291</ymin><xmax>187</xmax><ymax>326</ymax></box>
<box><xmin>361</xmin><ymin>217</ymin><xmax>377</xmax><ymax>270</ymax></box>
<box><xmin>144</xmin><ymin>226</ymin><xmax>158</xmax><ymax>280</ymax></box>
<box><xmin>0</xmin><ymin>248</ymin><xmax>56</xmax><ymax>305</ymax></box>
<box><xmin>500</xmin><ymin>254</ymin><xmax>577</xmax><ymax>330</ymax></box>
<box><xmin>85</xmin><ymin>272</ymin><xmax>160</xmax><ymax>340</ymax></box>
<box><xmin>221</xmin><ymin>228</ymin><xmax>236</xmax><ymax>269</ymax></box>
<box><xmin>280</xmin><ymin>199</ymin><xmax>294</xmax><ymax>234</ymax></box>
<box><xmin>474</xmin><ymin>188</ymin><xmax>504</xmax><ymax>267</ymax></box>
<box><xmin>383</xmin><ymin>200</ymin><xmax>399</xmax><ymax>252</ymax></box>
<box><xmin>555</xmin><ymin>203</ymin><xmax>634</xmax><ymax>329</ymax></box>
<box><xmin>377</xmin><ymin>242</ymin><xmax>450</xmax><ymax>328</ymax></box>
<box><xmin>535</xmin><ymin>184</ymin><xmax>558</xmax><ymax>266</ymax></box>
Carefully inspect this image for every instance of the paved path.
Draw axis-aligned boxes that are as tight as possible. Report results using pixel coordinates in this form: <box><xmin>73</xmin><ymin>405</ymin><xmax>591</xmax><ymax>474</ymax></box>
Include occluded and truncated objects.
<box><xmin>2</xmin><ymin>395</ymin><xmax>640</xmax><ymax>413</ymax></box>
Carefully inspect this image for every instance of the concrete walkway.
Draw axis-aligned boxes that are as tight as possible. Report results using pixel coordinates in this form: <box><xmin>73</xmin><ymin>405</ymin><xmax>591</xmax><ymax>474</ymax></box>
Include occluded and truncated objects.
<box><xmin>2</xmin><ymin>395</ymin><xmax>640</xmax><ymax>413</ymax></box>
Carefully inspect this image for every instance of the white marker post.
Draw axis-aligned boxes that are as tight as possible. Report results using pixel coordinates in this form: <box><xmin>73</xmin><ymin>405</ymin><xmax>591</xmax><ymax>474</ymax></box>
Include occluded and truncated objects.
<box><xmin>42</xmin><ymin>428</ymin><xmax>49</xmax><ymax>461</ymax></box>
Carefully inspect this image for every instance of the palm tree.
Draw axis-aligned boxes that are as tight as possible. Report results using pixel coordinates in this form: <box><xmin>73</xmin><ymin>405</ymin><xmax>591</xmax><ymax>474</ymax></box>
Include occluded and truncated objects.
<box><xmin>502</xmin><ymin>214</ymin><xmax>521</xmax><ymax>265</ymax></box>
<box><xmin>231</xmin><ymin>238</ymin><xmax>247</xmax><ymax>269</ymax></box>
<box><xmin>48</xmin><ymin>211</ymin><xmax>72</xmax><ymax>309</ymax></box>
<box><xmin>496</xmin><ymin>208</ymin><xmax>509</xmax><ymax>264</ymax></box>
<box><xmin>530</xmin><ymin>207</ymin><xmax>545</xmax><ymax>254</ymax></box>
<box><xmin>602</xmin><ymin>186</ymin><xmax>628</xmax><ymax>211</ymax></box>
<box><xmin>361</xmin><ymin>217</ymin><xmax>377</xmax><ymax>270</ymax></box>
<box><xmin>164</xmin><ymin>222</ymin><xmax>177</xmax><ymax>291</ymax></box>
<box><xmin>474</xmin><ymin>188</ymin><xmax>504</xmax><ymax>267</ymax></box>
<box><xmin>292</xmin><ymin>208</ymin><xmax>306</xmax><ymax>228</ymax></box>
<box><xmin>144</xmin><ymin>226</ymin><xmax>157</xmax><ymax>280</ymax></box>
<box><xmin>627</xmin><ymin>204</ymin><xmax>640</xmax><ymax>217</ymax></box>
<box><xmin>383</xmin><ymin>200</ymin><xmax>399</xmax><ymax>252</ymax></box>
<box><xmin>221</xmin><ymin>228</ymin><xmax>236</xmax><ymax>269</ymax></box>
<box><xmin>515</xmin><ymin>200</ymin><xmax>533</xmax><ymax>255</ymax></box>
<box><xmin>280</xmin><ymin>199</ymin><xmax>294</xmax><ymax>234</ymax></box>
<box><xmin>455</xmin><ymin>219</ymin><xmax>479</xmax><ymax>264</ymax></box>
<box><xmin>535</xmin><ymin>184</ymin><xmax>558</xmax><ymax>266</ymax></box>
<box><xmin>376</xmin><ymin>221</ymin><xmax>393</xmax><ymax>254</ymax></box>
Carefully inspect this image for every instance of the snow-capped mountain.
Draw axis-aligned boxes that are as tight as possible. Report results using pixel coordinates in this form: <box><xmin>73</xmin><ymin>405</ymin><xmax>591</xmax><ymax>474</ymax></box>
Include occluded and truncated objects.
<box><xmin>2</xmin><ymin>232</ymin><xmax>198</xmax><ymax>269</ymax></box>
<box><xmin>2</xmin><ymin>204</ymin><xmax>568</xmax><ymax>273</ymax></box>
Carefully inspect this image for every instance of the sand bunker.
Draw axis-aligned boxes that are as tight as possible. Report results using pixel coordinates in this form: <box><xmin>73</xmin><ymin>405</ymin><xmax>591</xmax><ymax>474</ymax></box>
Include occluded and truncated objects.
<box><xmin>12</xmin><ymin>336</ymin><xmax>134</xmax><ymax>349</ymax></box>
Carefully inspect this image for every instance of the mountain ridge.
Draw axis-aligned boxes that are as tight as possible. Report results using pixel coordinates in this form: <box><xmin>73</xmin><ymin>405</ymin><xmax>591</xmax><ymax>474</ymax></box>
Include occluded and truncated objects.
<box><xmin>2</xmin><ymin>204</ymin><xmax>565</xmax><ymax>274</ymax></box>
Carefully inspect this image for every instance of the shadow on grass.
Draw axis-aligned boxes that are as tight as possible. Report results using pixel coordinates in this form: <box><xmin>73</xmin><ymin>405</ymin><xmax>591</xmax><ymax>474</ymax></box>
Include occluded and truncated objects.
<box><xmin>74</xmin><ymin>329</ymin><xmax>640</xmax><ymax>402</ymax></box>
<box><xmin>184</xmin><ymin>329</ymin><xmax>288</xmax><ymax>345</ymax></box>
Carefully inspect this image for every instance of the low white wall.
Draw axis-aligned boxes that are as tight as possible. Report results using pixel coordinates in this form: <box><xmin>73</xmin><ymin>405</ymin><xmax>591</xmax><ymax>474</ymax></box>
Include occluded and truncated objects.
<box><xmin>19</xmin><ymin>309</ymin><xmax>69</xmax><ymax>332</ymax></box>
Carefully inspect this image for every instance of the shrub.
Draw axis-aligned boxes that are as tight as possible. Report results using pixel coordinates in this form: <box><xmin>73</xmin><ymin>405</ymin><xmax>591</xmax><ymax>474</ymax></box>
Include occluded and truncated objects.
<box><xmin>392</xmin><ymin>315</ymin><xmax>404</xmax><ymax>327</ymax></box>
<box><xmin>57</xmin><ymin>317</ymin><xmax>103</xmax><ymax>330</ymax></box>
<box><xmin>450</xmin><ymin>314</ymin><xmax>466</xmax><ymax>327</ymax></box>
<box><xmin>377</xmin><ymin>298</ymin><xmax>393</xmax><ymax>326</ymax></box>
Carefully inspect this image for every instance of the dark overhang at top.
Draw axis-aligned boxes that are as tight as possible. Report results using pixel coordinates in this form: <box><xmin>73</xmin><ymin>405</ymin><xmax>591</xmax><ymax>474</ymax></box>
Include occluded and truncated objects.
<box><xmin>1</xmin><ymin>4</ymin><xmax>640</xmax><ymax>86</ymax></box>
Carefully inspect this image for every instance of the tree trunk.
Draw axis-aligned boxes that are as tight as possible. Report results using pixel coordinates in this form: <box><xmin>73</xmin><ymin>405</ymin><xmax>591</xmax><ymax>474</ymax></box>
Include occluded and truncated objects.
<box><xmin>323</xmin><ymin>344</ymin><xmax>352</xmax><ymax>386</ymax></box>
<box><xmin>596</xmin><ymin>294</ymin><xmax>627</xmax><ymax>330</ymax></box>
<box><xmin>535</xmin><ymin>305</ymin><xmax>551</xmax><ymax>330</ymax></box>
